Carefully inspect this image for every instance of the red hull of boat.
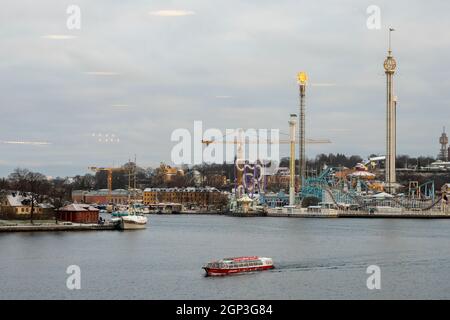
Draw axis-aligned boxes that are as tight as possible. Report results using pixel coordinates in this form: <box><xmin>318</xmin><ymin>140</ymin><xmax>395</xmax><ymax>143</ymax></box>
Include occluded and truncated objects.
<box><xmin>204</xmin><ymin>265</ymin><xmax>274</xmax><ymax>276</ymax></box>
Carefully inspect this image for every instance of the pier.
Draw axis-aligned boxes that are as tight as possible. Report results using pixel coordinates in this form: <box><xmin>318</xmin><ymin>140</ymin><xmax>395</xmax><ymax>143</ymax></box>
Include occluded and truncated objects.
<box><xmin>0</xmin><ymin>222</ymin><xmax>118</xmax><ymax>232</ymax></box>
<box><xmin>266</xmin><ymin>209</ymin><xmax>450</xmax><ymax>219</ymax></box>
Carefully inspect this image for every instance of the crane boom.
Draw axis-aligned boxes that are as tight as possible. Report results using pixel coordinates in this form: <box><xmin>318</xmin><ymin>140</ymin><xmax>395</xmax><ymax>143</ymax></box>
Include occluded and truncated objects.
<box><xmin>88</xmin><ymin>166</ymin><xmax>129</xmax><ymax>203</ymax></box>
<box><xmin>201</xmin><ymin>138</ymin><xmax>331</xmax><ymax>145</ymax></box>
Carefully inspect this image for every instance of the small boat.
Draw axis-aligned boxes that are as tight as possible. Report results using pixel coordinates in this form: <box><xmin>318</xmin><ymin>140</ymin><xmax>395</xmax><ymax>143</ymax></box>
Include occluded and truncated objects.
<box><xmin>120</xmin><ymin>214</ymin><xmax>148</xmax><ymax>230</ymax></box>
<box><xmin>112</xmin><ymin>204</ymin><xmax>148</xmax><ymax>230</ymax></box>
<box><xmin>203</xmin><ymin>256</ymin><xmax>274</xmax><ymax>276</ymax></box>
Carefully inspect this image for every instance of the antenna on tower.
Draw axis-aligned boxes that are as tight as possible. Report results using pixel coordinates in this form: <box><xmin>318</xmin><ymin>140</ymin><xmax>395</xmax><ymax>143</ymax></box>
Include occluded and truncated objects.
<box><xmin>388</xmin><ymin>27</ymin><xmax>395</xmax><ymax>55</ymax></box>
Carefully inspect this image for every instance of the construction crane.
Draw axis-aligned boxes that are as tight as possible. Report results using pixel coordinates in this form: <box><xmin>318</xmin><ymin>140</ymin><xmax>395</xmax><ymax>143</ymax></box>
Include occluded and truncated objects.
<box><xmin>202</xmin><ymin>138</ymin><xmax>331</xmax><ymax>146</ymax></box>
<box><xmin>201</xmin><ymin>130</ymin><xmax>331</xmax><ymax>196</ymax></box>
<box><xmin>202</xmin><ymin>128</ymin><xmax>330</xmax><ymax>147</ymax></box>
<box><xmin>88</xmin><ymin>166</ymin><xmax>130</xmax><ymax>203</ymax></box>
<box><xmin>201</xmin><ymin>130</ymin><xmax>331</xmax><ymax>166</ymax></box>
<box><xmin>202</xmin><ymin>136</ymin><xmax>331</xmax><ymax>168</ymax></box>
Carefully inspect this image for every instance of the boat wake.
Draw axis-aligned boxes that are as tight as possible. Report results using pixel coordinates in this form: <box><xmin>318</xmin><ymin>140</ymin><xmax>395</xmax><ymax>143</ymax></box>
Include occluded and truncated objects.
<box><xmin>271</xmin><ymin>260</ymin><xmax>369</xmax><ymax>273</ymax></box>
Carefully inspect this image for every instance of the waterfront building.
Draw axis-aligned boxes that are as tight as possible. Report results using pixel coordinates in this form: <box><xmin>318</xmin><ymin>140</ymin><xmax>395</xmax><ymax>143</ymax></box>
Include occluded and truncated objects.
<box><xmin>0</xmin><ymin>192</ymin><xmax>54</xmax><ymax>219</ymax></box>
<box><xmin>259</xmin><ymin>190</ymin><xmax>290</xmax><ymax>208</ymax></box>
<box><xmin>422</xmin><ymin>160</ymin><xmax>450</xmax><ymax>171</ymax></box>
<box><xmin>265</xmin><ymin>167</ymin><xmax>291</xmax><ymax>191</ymax></box>
<box><xmin>159</xmin><ymin>163</ymin><xmax>184</xmax><ymax>183</ymax></box>
<box><xmin>204</xmin><ymin>174</ymin><xmax>227</xmax><ymax>188</ymax></box>
<box><xmin>56</xmin><ymin>204</ymin><xmax>99</xmax><ymax>224</ymax></box>
<box><xmin>143</xmin><ymin>187</ymin><xmax>228</xmax><ymax>209</ymax></box>
<box><xmin>72</xmin><ymin>189</ymin><xmax>142</xmax><ymax>205</ymax></box>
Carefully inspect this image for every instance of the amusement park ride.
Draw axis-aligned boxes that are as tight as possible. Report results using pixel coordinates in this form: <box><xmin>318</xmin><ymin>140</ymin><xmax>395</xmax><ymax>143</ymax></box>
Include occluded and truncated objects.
<box><xmin>201</xmin><ymin>132</ymin><xmax>331</xmax><ymax>197</ymax></box>
<box><xmin>205</xmin><ymin>29</ymin><xmax>449</xmax><ymax>214</ymax></box>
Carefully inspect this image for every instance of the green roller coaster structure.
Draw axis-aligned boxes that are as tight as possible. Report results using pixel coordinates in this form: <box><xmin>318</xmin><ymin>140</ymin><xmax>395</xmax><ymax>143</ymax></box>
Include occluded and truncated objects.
<box><xmin>300</xmin><ymin>167</ymin><xmax>438</xmax><ymax>211</ymax></box>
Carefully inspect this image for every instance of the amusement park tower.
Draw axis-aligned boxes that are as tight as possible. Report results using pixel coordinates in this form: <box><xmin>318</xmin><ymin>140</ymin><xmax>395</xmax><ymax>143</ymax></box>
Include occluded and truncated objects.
<box><xmin>297</xmin><ymin>72</ymin><xmax>308</xmax><ymax>191</ymax></box>
<box><xmin>384</xmin><ymin>28</ymin><xmax>397</xmax><ymax>193</ymax></box>
<box><xmin>288</xmin><ymin>114</ymin><xmax>297</xmax><ymax>206</ymax></box>
<box><xmin>438</xmin><ymin>127</ymin><xmax>449</xmax><ymax>161</ymax></box>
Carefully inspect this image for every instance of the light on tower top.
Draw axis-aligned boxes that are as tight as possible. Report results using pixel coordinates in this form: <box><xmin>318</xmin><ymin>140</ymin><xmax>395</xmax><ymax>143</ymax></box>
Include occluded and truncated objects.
<box><xmin>297</xmin><ymin>72</ymin><xmax>308</xmax><ymax>85</ymax></box>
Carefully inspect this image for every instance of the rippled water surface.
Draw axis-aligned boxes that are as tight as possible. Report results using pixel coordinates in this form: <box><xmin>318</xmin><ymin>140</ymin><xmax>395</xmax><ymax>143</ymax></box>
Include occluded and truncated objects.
<box><xmin>1</xmin><ymin>215</ymin><xmax>450</xmax><ymax>299</ymax></box>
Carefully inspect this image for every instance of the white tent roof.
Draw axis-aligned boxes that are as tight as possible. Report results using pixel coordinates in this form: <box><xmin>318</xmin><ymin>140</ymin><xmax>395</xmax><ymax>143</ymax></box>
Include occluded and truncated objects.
<box><xmin>237</xmin><ymin>194</ymin><xmax>253</xmax><ymax>203</ymax></box>
<box><xmin>371</xmin><ymin>192</ymin><xmax>394</xmax><ymax>199</ymax></box>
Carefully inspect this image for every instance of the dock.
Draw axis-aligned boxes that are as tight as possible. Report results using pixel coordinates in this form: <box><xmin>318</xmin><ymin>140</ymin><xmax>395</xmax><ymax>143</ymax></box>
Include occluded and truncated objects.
<box><xmin>337</xmin><ymin>211</ymin><xmax>450</xmax><ymax>219</ymax></box>
<box><xmin>0</xmin><ymin>222</ymin><xmax>118</xmax><ymax>232</ymax></box>
<box><xmin>266</xmin><ymin>209</ymin><xmax>450</xmax><ymax>219</ymax></box>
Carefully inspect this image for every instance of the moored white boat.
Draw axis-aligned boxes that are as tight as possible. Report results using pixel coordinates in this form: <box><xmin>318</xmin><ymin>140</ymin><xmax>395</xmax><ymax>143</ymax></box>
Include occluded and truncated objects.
<box><xmin>120</xmin><ymin>214</ymin><xmax>148</xmax><ymax>230</ymax></box>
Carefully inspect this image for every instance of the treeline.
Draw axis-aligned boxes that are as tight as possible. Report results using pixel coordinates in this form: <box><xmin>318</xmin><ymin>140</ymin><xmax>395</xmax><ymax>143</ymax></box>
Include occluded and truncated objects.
<box><xmin>282</xmin><ymin>153</ymin><xmax>437</xmax><ymax>170</ymax></box>
<box><xmin>0</xmin><ymin>162</ymin><xmax>237</xmax><ymax>201</ymax></box>
<box><xmin>0</xmin><ymin>154</ymin><xmax>440</xmax><ymax>198</ymax></box>
<box><xmin>0</xmin><ymin>168</ymin><xmax>69</xmax><ymax>208</ymax></box>
<box><xmin>279</xmin><ymin>153</ymin><xmax>364</xmax><ymax>175</ymax></box>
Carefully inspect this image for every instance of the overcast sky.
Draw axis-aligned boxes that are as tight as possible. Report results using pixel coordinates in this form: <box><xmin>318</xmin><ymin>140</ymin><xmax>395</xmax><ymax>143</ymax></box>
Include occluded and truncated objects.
<box><xmin>1</xmin><ymin>0</ymin><xmax>449</xmax><ymax>177</ymax></box>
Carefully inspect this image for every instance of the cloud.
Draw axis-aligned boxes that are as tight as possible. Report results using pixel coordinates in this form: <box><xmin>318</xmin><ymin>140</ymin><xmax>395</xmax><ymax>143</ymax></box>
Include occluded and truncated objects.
<box><xmin>111</xmin><ymin>104</ymin><xmax>130</xmax><ymax>108</ymax></box>
<box><xmin>84</xmin><ymin>71</ymin><xmax>120</xmax><ymax>76</ymax></box>
<box><xmin>149</xmin><ymin>10</ymin><xmax>195</xmax><ymax>17</ymax></box>
<box><xmin>0</xmin><ymin>140</ymin><xmax>52</xmax><ymax>145</ymax></box>
<box><xmin>1</xmin><ymin>1</ymin><xmax>450</xmax><ymax>176</ymax></box>
<box><xmin>310</xmin><ymin>83</ymin><xmax>337</xmax><ymax>87</ymax></box>
<box><xmin>41</xmin><ymin>35</ymin><xmax>77</xmax><ymax>40</ymax></box>
<box><xmin>215</xmin><ymin>95</ymin><xmax>233</xmax><ymax>99</ymax></box>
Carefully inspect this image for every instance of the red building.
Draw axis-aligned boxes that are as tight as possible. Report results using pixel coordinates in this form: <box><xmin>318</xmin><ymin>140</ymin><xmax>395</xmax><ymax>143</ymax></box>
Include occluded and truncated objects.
<box><xmin>57</xmin><ymin>204</ymin><xmax>99</xmax><ymax>224</ymax></box>
<box><xmin>72</xmin><ymin>189</ymin><xmax>141</xmax><ymax>205</ymax></box>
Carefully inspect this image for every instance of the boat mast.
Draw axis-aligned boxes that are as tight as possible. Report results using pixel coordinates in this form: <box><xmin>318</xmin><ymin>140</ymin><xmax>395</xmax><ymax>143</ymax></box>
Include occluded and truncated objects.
<box><xmin>127</xmin><ymin>158</ymin><xmax>132</xmax><ymax>213</ymax></box>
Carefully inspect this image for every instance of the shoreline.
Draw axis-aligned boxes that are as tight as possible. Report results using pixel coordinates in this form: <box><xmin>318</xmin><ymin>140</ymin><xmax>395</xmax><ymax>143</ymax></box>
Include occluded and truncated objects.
<box><xmin>265</xmin><ymin>211</ymin><xmax>450</xmax><ymax>219</ymax></box>
<box><xmin>0</xmin><ymin>222</ymin><xmax>118</xmax><ymax>232</ymax></box>
<box><xmin>149</xmin><ymin>211</ymin><xmax>450</xmax><ymax>219</ymax></box>
<box><xmin>2</xmin><ymin>210</ymin><xmax>450</xmax><ymax>233</ymax></box>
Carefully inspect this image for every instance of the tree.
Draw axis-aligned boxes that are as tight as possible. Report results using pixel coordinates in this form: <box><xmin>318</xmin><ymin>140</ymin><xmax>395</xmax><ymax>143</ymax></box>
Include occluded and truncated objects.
<box><xmin>8</xmin><ymin>169</ymin><xmax>49</xmax><ymax>224</ymax></box>
<box><xmin>72</xmin><ymin>174</ymin><xmax>95</xmax><ymax>190</ymax></box>
<box><xmin>301</xmin><ymin>196</ymin><xmax>320</xmax><ymax>208</ymax></box>
<box><xmin>8</xmin><ymin>168</ymin><xmax>30</xmax><ymax>191</ymax></box>
<box><xmin>0</xmin><ymin>178</ymin><xmax>9</xmax><ymax>190</ymax></box>
<box><xmin>24</xmin><ymin>171</ymin><xmax>48</xmax><ymax>224</ymax></box>
<box><xmin>48</xmin><ymin>179</ymin><xmax>69</xmax><ymax>224</ymax></box>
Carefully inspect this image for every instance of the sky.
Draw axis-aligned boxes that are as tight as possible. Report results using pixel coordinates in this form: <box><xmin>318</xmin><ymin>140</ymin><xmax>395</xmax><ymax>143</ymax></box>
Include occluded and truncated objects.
<box><xmin>1</xmin><ymin>0</ymin><xmax>450</xmax><ymax>177</ymax></box>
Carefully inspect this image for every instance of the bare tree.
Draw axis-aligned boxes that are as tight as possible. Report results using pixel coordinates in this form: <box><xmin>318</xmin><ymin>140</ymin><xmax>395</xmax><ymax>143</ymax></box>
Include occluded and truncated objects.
<box><xmin>8</xmin><ymin>168</ymin><xmax>30</xmax><ymax>191</ymax></box>
<box><xmin>0</xmin><ymin>178</ymin><xmax>9</xmax><ymax>190</ymax></box>
<box><xmin>25</xmin><ymin>172</ymin><xmax>48</xmax><ymax>224</ymax></box>
<box><xmin>8</xmin><ymin>169</ymin><xmax>48</xmax><ymax>224</ymax></box>
<box><xmin>49</xmin><ymin>182</ymin><xmax>67</xmax><ymax>224</ymax></box>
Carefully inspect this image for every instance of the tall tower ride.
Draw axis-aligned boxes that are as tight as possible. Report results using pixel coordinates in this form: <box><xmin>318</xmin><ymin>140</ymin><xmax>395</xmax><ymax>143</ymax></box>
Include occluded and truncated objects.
<box><xmin>384</xmin><ymin>28</ymin><xmax>397</xmax><ymax>193</ymax></box>
<box><xmin>297</xmin><ymin>72</ymin><xmax>308</xmax><ymax>191</ymax></box>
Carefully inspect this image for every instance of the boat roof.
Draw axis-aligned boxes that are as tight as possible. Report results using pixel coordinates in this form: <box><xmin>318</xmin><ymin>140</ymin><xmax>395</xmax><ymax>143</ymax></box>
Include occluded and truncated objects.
<box><xmin>222</xmin><ymin>256</ymin><xmax>261</xmax><ymax>262</ymax></box>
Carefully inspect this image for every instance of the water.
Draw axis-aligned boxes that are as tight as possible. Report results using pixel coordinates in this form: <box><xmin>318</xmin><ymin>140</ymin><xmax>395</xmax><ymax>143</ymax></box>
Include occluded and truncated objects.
<box><xmin>1</xmin><ymin>215</ymin><xmax>450</xmax><ymax>299</ymax></box>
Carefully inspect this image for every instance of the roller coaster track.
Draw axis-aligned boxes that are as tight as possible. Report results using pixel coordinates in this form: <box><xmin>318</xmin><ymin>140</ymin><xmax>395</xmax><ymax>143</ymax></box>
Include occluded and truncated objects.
<box><xmin>390</xmin><ymin>195</ymin><xmax>443</xmax><ymax>211</ymax></box>
<box><xmin>303</xmin><ymin>168</ymin><xmax>445</xmax><ymax>212</ymax></box>
<box><xmin>322</xmin><ymin>186</ymin><xmax>364</xmax><ymax>209</ymax></box>
<box><xmin>321</xmin><ymin>185</ymin><xmax>444</xmax><ymax>212</ymax></box>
